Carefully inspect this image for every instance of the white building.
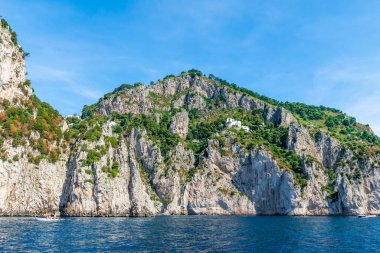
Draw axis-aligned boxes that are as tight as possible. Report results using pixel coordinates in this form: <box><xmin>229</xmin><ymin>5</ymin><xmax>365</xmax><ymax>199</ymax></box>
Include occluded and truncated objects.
<box><xmin>66</xmin><ymin>114</ymin><xmax>80</xmax><ymax>119</ymax></box>
<box><xmin>226</xmin><ymin>118</ymin><xmax>241</xmax><ymax>127</ymax></box>
<box><xmin>226</xmin><ymin>118</ymin><xmax>250</xmax><ymax>132</ymax></box>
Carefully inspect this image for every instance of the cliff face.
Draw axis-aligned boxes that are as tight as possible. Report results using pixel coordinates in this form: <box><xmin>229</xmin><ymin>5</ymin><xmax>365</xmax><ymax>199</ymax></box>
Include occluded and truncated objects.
<box><xmin>0</xmin><ymin>20</ymin><xmax>31</xmax><ymax>100</ymax></box>
<box><xmin>60</xmin><ymin>73</ymin><xmax>380</xmax><ymax>216</ymax></box>
<box><xmin>0</xmin><ymin>20</ymin><xmax>379</xmax><ymax>216</ymax></box>
<box><xmin>0</xmin><ymin>19</ymin><xmax>67</xmax><ymax>216</ymax></box>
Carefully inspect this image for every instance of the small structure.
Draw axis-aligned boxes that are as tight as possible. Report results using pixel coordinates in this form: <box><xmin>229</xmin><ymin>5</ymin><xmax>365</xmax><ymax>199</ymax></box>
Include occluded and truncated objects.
<box><xmin>226</xmin><ymin>118</ymin><xmax>241</xmax><ymax>127</ymax></box>
<box><xmin>241</xmin><ymin>126</ymin><xmax>250</xmax><ymax>132</ymax></box>
<box><xmin>226</xmin><ymin>118</ymin><xmax>250</xmax><ymax>132</ymax></box>
<box><xmin>65</xmin><ymin>114</ymin><xmax>80</xmax><ymax>119</ymax></box>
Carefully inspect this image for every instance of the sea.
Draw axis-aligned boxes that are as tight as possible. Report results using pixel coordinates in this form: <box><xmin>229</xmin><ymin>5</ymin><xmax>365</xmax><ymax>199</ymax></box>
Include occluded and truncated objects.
<box><xmin>0</xmin><ymin>215</ymin><xmax>378</xmax><ymax>252</ymax></box>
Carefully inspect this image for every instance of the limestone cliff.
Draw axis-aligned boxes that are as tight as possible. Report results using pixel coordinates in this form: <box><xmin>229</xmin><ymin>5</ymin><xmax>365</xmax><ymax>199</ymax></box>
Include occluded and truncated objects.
<box><xmin>63</xmin><ymin>71</ymin><xmax>380</xmax><ymax>216</ymax></box>
<box><xmin>0</xmin><ymin>19</ymin><xmax>67</xmax><ymax>216</ymax></box>
<box><xmin>0</xmin><ymin>19</ymin><xmax>31</xmax><ymax>101</ymax></box>
<box><xmin>0</xmin><ymin>20</ymin><xmax>379</xmax><ymax>216</ymax></box>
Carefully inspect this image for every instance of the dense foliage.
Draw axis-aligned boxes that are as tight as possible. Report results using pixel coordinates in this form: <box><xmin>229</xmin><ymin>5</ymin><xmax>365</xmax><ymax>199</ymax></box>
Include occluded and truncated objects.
<box><xmin>207</xmin><ymin>72</ymin><xmax>380</xmax><ymax>158</ymax></box>
<box><xmin>110</xmin><ymin>111</ymin><xmax>180</xmax><ymax>158</ymax></box>
<box><xmin>0</xmin><ymin>94</ymin><xmax>65</xmax><ymax>163</ymax></box>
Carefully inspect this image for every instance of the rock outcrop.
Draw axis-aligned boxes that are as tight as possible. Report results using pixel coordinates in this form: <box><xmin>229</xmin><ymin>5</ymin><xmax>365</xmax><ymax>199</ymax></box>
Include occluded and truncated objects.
<box><xmin>0</xmin><ymin>20</ymin><xmax>31</xmax><ymax>101</ymax></box>
<box><xmin>169</xmin><ymin>110</ymin><xmax>189</xmax><ymax>139</ymax></box>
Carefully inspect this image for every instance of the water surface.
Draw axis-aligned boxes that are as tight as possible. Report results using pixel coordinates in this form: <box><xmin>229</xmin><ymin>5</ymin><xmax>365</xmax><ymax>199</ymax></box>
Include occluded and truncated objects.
<box><xmin>0</xmin><ymin>216</ymin><xmax>378</xmax><ymax>252</ymax></box>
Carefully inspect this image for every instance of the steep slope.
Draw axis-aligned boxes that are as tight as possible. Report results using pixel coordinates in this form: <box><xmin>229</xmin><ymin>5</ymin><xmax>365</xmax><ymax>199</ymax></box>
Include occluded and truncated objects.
<box><xmin>0</xmin><ymin>19</ymin><xmax>379</xmax><ymax>216</ymax></box>
<box><xmin>61</xmin><ymin>70</ymin><xmax>380</xmax><ymax>216</ymax></box>
<box><xmin>0</xmin><ymin>19</ymin><xmax>67</xmax><ymax>215</ymax></box>
<box><xmin>0</xmin><ymin>19</ymin><xmax>31</xmax><ymax>100</ymax></box>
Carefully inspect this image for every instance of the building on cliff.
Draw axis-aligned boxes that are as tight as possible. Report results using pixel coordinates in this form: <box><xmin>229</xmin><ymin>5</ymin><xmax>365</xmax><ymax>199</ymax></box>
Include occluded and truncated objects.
<box><xmin>226</xmin><ymin>118</ymin><xmax>250</xmax><ymax>132</ymax></box>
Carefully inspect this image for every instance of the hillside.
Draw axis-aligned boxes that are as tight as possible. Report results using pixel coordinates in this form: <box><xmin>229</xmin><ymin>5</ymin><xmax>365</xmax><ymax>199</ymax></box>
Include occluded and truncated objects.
<box><xmin>0</xmin><ymin>19</ymin><xmax>379</xmax><ymax>216</ymax></box>
<box><xmin>56</xmin><ymin>69</ymin><xmax>379</xmax><ymax>216</ymax></box>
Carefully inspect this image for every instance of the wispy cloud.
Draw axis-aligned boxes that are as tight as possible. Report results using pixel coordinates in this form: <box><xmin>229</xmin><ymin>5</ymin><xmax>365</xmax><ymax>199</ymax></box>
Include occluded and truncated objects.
<box><xmin>310</xmin><ymin>57</ymin><xmax>380</xmax><ymax>134</ymax></box>
<box><xmin>29</xmin><ymin>65</ymin><xmax>102</xmax><ymax>100</ymax></box>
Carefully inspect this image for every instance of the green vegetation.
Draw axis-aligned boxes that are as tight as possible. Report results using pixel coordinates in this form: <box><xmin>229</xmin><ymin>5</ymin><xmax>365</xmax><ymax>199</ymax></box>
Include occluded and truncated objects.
<box><xmin>178</xmin><ymin>69</ymin><xmax>205</xmax><ymax>78</ymax></box>
<box><xmin>64</xmin><ymin>114</ymin><xmax>108</xmax><ymax>142</ymax></box>
<box><xmin>284</xmin><ymin>102</ymin><xmax>380</xmax><ymax>160</ymax></box>
<box><xmin>83</xmin><ymin>125</ymin><xmax>102</xmax><ymax>142</ymax></box>
<box><xmin>84</xmin><ymin>168</ymin><xmax>93</xmax><ymax>175</ymax></box>
<box><xmin>81</xmin><ymin>82</ymin><xmax>146</xmax><ymax>120</ymax></box>
<box><xmin>112</xmin><ymin>83</ymin><xmax>133</xmax><ymax>93</ymax></box>
<box><xmin>17</xmin><ymin>80</ymin><xmax>31</xmax><ymax>96</ymax></box>
<box><xmin>187</xmin><ymin>69</ymin><xmax>204</xmax><ymax>78</ymax></box>
<box><xmin>207</xmin><ymin>73</ymin><xmax>380</xmax><ymax>160</ymax></box>
<box><xmin>218</xmin><ymin>187</ymin><xmax>244</xmax><ymax>197</ymax></box>
<box><xmin>185</xmin><ymin>107</ymin><xmax>308</xmax><ymax>187</ymax></box>
<box><xmin>163</xmin><ymin>74</ymin><xmax>175</xmax><ymax>80</ymax></box>
<box><xmin>12</xmin><ymin>154</ymin><xmax>19</xmax><ymax>162</ymax></box>
<box><xmin>81</xmin><ymin>104</ymin><xmax>98</xmax><ymax>120</ymax></box>
<box><xmin>186</xmin><ymin>109</ymin><xmax>226</xmax><ymax>165</ymax></box>
<box><xmin>0</xmin><ymin>93</ymin><xmax>64</xmax><ymax>162</ymax></box>
<box><xmin>208</xmin><ymin>73</ymin><xmax>279</xmax><ymax>106</ymax></box>
<box><xmin>136</xmin><ymin>157</ymin><xmax>160</xmax><ymax>201</ymax></box>
<box><xmin>1</xmin><ymin>18</ymin><xmax>26</xmax><ymax>56</ymax></box>
<box><xmin>148</xmin><ymin>92</ymin><xmax>172</xmax><ymax>107</ymax></box>
<box><xmin>84</xmin><ymin>179</ymin><xmax>94</xmax><ymax>185</ymax></box>
<box><xmin>186</xmin><ymin>167</ymin><xmax>198</xmax><ymax>181</ymax></box>
<box><xmin>82</xmin><ymin>149</ymin><xmax>101</xmax><ymax>166</ymax></box>
<box><xmin>110</xmin><ymin>111</ymin><xmax>179</xmax><ymax>157</ymax></box>
<box><xmin>107</xmin><ymin>136</ymin><xmax>118</xmax><ymax>148</ymax></box>
<box><xmin>164</xmin><ymin>198</ymin><xmax>172</xmax><ymax>204</ymax></box>
<box><xmin>101</xmin><ymin>159</ymin><xmax>119</xmax><ymax>178</ymax></box>
<box><xmin>111</xmin><ymin>160</ymin><xmax>120</xmax><ymax>177</ymax></box>
<box><xmin>321</xmin><ymin>167</ymin><xmax>338</xmax><ymax>201</ymax></box>
<box><xmin>60</xmin><ymin>70</ymin><xmax>379</xmax><ymax>190</ymax></box>
<box><xmin>83</xmin><ymin>82</ymin><xmax>145</xmax><ymax>113</ymax></box>
<box><xmin>3</xmin><ymin>68</ymin><xmax>370</xmax><ymax>190</ymax></box>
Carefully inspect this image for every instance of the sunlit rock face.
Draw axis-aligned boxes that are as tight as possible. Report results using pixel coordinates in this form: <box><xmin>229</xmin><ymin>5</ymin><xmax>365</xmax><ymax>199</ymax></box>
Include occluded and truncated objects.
<box><xmin>0</xmin><ymin>20</ymin><xmax>31</xmax><ymax>101</ymax></box>
<box><xmin>0</xmin><ymin>19</ymin><xmax>379</xmax><ymax>217</ymax></box>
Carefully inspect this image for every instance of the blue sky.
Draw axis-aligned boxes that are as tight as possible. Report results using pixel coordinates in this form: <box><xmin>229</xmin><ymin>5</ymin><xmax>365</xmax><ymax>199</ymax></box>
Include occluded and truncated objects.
<box><xmin>1</xmin><ymin>0</ymin><xmax>380</xmax><ymax>134</ymax></box>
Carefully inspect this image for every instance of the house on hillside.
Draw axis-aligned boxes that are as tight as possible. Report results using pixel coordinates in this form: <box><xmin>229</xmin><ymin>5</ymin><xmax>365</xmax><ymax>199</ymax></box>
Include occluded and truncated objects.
<box><xmin>226</xmin><ymin>118</ymin><xmax>250</xmax><ymax>132</ymax></box>
<box><xmin>226</xmin><ymin>118</ymin><xmax>241</xmax><ymax>127</ymax></box>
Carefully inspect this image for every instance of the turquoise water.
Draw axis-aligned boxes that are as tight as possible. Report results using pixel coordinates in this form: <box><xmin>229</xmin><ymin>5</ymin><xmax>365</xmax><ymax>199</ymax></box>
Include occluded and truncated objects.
<box><xmin>0</xmin><ymin>216</ymin><xmax>378</xmax><ymax>252</ymax></box>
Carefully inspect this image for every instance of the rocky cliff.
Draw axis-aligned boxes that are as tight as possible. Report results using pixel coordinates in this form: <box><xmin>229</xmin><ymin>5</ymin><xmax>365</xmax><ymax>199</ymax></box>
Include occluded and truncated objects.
<box><xmin>0</xmin><ymin>19</ymin><xmax>67</xmax><ymax>216</ymax></box>
<box><xmin>0</xmin><ymin>19</ymin><xmax>379</xmax><ymax>216</ymax></box>
<box><xmin>0</xmin><ymin>19</ymin><xmax>31</xmax><ymax>101</ymax></box>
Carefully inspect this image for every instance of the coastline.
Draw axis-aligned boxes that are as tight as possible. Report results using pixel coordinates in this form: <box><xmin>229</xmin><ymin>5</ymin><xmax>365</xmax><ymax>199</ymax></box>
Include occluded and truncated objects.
<box><xmin>0</xmin><ymin>212</ymin><xmax>377</xmax><ymax>217</ymax></box>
